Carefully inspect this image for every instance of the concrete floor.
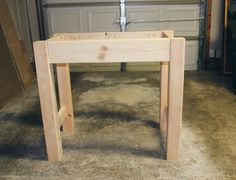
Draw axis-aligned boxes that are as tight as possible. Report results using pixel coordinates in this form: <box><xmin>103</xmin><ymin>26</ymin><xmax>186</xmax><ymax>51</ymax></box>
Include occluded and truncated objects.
<box><xmin>0</xmin><ymin>71</ymin><xmax>235</xmax><ymax>179</ymax></box>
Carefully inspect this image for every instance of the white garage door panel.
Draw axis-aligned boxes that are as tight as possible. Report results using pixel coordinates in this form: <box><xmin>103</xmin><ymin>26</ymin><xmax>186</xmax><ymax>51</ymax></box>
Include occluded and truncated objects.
<box><xmin>163</xmin><ymin>5</ymin><xmax>200</xmax><ymax>36</ymax></box>
<box><xmin>44</xmin><ymin>4</ymin><xmax>200</xmax><ymax>71</ymax></box>
<box><xmin>185</xmin><ymin>40</ymin><xmax>199</xmax><ymax>70</ymax></box>
<box><xmin>87</xmin><ymin>7</ymin><xmax>119</xmax><ymax>32</ymax></box>
<box><xmin>126</xmin><ymin>40</ymin><xmax>198</xmax><ymax>71</ymax></box>
<box><xmin>70</xmin><ymin>63</ymin><xmax>120</xmax><ymax>72</ymax></box>
<box><xmin>126</xmin><ymin>62</ymin><xmax>160</xmax><ymax>71</ymax></box>
<box><xmin>47</xmin><ymin>8</ymin><xmax>83</xmax><ymax>36</ymax></box>
<box><xmin>127</xmin><ymin>6</ymin><xmax>161</xmax><ymax>31</ymax></box>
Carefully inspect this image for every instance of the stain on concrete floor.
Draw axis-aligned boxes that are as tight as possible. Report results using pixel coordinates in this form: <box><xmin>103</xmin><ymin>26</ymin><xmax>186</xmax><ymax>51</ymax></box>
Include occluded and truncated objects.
<box><xmin>0</xmin><ymin>71</ymin><xmax>235</xmax><ymax>179</ymax></box>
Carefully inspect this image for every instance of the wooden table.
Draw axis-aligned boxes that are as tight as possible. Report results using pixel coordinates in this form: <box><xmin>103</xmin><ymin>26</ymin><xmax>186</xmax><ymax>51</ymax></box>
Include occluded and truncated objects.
<box><xmin>33</xmin><ymin>31</ymin><xmax>185</xmax><ymax>161</ymax></box>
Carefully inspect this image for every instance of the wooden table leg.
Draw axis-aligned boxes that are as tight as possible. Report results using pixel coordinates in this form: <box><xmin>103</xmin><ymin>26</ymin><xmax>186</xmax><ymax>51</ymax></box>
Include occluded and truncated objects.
<box><xmin>167</xmin><ymin>38</ymin><xmax>185</xmax><ymax>160</ymax></box>
<box><xmin>160</xmin><ymin>62</ymin><xmax>169</xmax><ymax>134</ymax></box>
<box><xmin>57</xmin><ymin>64</ymin><xmax>74</xmax><ymax>133</ymax></box>
<box><xmin>34</xmin><ymin>41</ymin><xmax>63</xmax><ymax>161</ymax></box>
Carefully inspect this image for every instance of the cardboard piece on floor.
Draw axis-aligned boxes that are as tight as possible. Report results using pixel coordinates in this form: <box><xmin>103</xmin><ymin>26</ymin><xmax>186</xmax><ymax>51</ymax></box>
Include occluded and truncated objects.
<box><xmin>0</xmin><ymin>24</ymin><xmax>23</xmax><ymax>108</ymax></box>
<box><xmin>0</xmin><ymin>0</ymin><xmax>34</xmax><ymax>89</ymax></box>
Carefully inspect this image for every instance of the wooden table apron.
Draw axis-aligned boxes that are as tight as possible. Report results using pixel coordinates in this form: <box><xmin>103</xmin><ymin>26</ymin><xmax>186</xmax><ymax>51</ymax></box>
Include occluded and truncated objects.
<box><xmin>33</xmin><ymin>31</ymin><xmax>185</xmax><ymax>161</ymax></box>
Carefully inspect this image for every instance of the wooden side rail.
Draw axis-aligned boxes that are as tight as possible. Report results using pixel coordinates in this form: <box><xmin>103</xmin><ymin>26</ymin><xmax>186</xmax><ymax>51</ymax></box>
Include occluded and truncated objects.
<box><xmin>50</xmin><ymin>30</ymin><xmax>174</xmax><ymax>40</ymax></box>
<box><xmin>33</xmin><ymin>31</ymin><xmax>185</xmax><ymax>161</ymax></box>
<box><xmin>160</xmin><ymin>31</ymin><xmax>174</xmax><ymax>134</ymax></box>
<box><xmin>47</xmin><ymin>39</ymin><xmax>170</xmax><ymax>63</ymax></box>
<box><xmin>58</xmin><ymin>106</ymin><xmax>66</xmax><ymax>127</ymax></box>
<box><xmin>57</xmin><ymin>64</ymin><xmax>74</xmax><ymax>133</ymax></box>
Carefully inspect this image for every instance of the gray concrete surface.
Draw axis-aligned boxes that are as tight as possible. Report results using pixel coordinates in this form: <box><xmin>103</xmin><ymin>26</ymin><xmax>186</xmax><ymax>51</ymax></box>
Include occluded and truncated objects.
<box><xmin>0</xmin><ymin>71</ymin><xmax>235</xmax><ymax>179</ymax></box>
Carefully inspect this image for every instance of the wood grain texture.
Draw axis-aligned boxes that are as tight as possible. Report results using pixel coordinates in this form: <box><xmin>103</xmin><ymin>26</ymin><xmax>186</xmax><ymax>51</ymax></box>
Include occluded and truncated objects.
<box><xmin>33</xmin><ymin>41</ymin><xmax>63</xmax><ymax>161</ymax></box>
<box><xmin>47</xmin><ymin>39</ymin><xmax>170</xmax><ymax>63</ymax></box>
<box><xmin>160</xmin><ymin>62</ymin><xmax>169</xmax><ymax>134</ymax></box>
<box><xmin>159</xmin><ymin>30</ymin><xmax>173</xmax><ymax>133</ymax></box>
<box><xmin>205</xmin><ymin>0</ymin><xmax>212</xmax><ymax>68</ymax></box>
<box><xmin>34</xmin><ymin>31</ymin><xmax>185</xmax><ymax>161</ymax></box>
<box><xmin>162</xmin><ymin>31</ymin><xmax>174</xmax><ymax>38</ymax></box>
<box><xmin>0</xmin><ymin>0</ymin><xmax>34</xmax><ymax>89</ymax></box>
<box><xmin>49</xmin><ymin>31</ymin><xmax>174</xmax><ymax>40</ymax></box>
<box><xmin>58</xmin><ymin>106</ymin><xmax>66</xmax><ymax>127</ymax></box>
<box><xmin>223</xmin><ymin>0</ymin><xmax>232</xmax><ymax>74</ymax></box>
<box><xmin>57</xmin><ymin>64</ymin><xmax>75</xmax><ymax>133</ymax></box>
<box><xmin>167</xmin><ymin>38</ymin><xmax>185</xmax><ymax>160</ymax></box>
<box><xmin>0</xmin><ymin>23</ymin><xmax>23</xmax><ymax>108</ymax></box>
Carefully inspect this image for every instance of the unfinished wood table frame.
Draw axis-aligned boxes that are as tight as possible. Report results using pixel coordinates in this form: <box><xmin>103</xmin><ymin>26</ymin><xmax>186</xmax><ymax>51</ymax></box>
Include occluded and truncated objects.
<box><xmin>33</xmin><ymin>31</ymin><xmax>185</xmax><ymax>161</ymax></box>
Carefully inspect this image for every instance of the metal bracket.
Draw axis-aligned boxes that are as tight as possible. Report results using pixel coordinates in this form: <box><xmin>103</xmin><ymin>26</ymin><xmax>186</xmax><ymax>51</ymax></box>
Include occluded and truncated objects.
<box><xmin>120</xmin><ymin>0</ymin><xmax>126</xmax><ymax>71</ymax></box>
<box><xmin>120</xmin><ymin>0</ymin><xmax>126</xmax><ymax>32</ymax></box>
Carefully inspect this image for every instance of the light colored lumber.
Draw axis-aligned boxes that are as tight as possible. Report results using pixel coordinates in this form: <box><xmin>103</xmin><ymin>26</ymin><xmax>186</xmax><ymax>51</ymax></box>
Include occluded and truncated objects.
<box><xmin>0</xmin><ymin>0</ymin><xmax>34</xmax><ymax>88</ymax></box>
<box><xmin>223</xmin><ymin>0</ymin><xmax>231</xmax><ymax>73</ymax></box>
<box><xmin>162</xmin><ymin>31</ymin><xmax>174</xmax><ymax>38</ymax></box>
<box><xmin>34</xmin><ymin>31</ymin><xmax>185</xmax><ymax>161</ymax></box>
<box><xmin>49</xmin><ymin>30</ymin><xmax>174</xmax><ymax>40</ymax></box>
<box><xmin>57</xmin><ymin>64</ymin><xmax>74</xmax><ymax>133</ymax></box>
<box><xmin>167</xmin><ymin>38</ymin><xmax>185</xmax><ymax>160</ymax></box>
<box><xmin>51</xmin><ymin>33</ymin><xmax>64</xmax><ymax>40</ymax></box>
<box><xmin>58</xmin><ymin>106</ymin><xmax>66</xmax><ymax>127</ymax></box>
<box><xmin>205</xmin><ymin>0</ymin><xmax>212</xmax><ymax>67</ymax></box>
<box><xmin>160</xmin><ymin>62</ymin><xmax>169</xmax><ymax>134</ymax></box>
<box><xmin>33</xmin><ymin>41</ymin><xmax>63</xmax><ymax>161</ymax></box>
<box><xmin>47</xmin><ymin>39</ymin><xmax>170</xmax><ymax>63</ymax></box>
<box><xmin>113</xmin><ymin>31</ymin><xmax>163</xmax><ymax>39</ymax></box>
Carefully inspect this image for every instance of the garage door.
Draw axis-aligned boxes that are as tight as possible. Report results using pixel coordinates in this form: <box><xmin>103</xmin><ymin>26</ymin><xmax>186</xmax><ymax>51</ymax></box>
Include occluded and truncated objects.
<box><xmin>42</xmin><ymin>0</ymin><xmax>206</xmax><ymax>71</ymax></box>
